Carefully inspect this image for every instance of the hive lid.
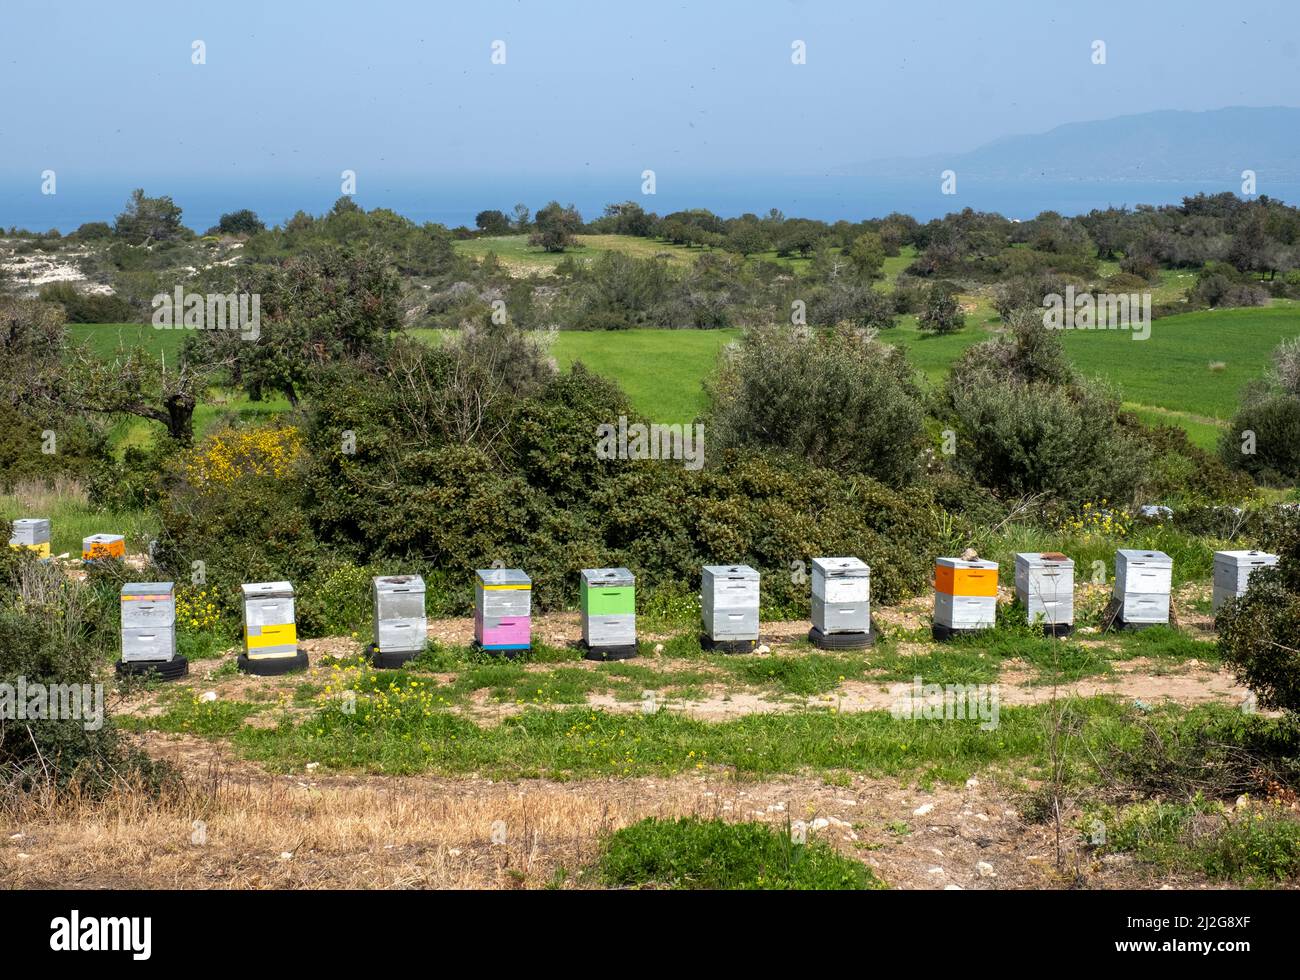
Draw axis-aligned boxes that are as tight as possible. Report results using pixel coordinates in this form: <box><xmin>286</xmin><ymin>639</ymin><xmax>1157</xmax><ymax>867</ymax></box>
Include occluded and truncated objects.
<box><xmin>936</xmin><ymin>557</ymin><xmax>998</xmax><ymax>571</ymax></box>
<box><xmin>1116</xmin><ymin>549</ymin><xmax>1172</xmax><ymax>565</ymax></box>
<box><xmin>13</xmin><ymin>518</ymin><xmax>50</xmax><ymax>528</ymax></box>
<box><xmin>1015</xmin><ymin>552</ymin><xmax>1073</xmax><ymax>566</ymax></box>
<box><xmin>373</xmin><ymin>574</ymin><xmax>426</xmax><ymax>592</ymax></box>
<box><xmin>811</xmin><ymin>557</ymin><xmax>870</xmax><ymax>576</ymax></box>
<box><xmin>83</xmin><ymin>533</ymin><xmax>124</xmax><ymax>543</ymax></box>
<box><xmin>1213</xmin><ymin>550</ymin><xmax>1277</xmax><ymax>562</ymax></box>
<box><xmin>241</xmin><ymin>581</ymin><xmax>294</xmax><ymax>598</ymax></box>
<box><xmin>121</xmin><ymin>582</ymin><xmax>175</xmax><ymax>596</ymax></box>
<box><xmin>702</xmin><ymin>564</ymin><xmax>759</xmax><ymax>579</ymax></box>
<box><xmin>476</xmin><ymin>568</ymin><xmax>530</xmax><ymax>586</ymax></box>
<box><xmin>581</xmin><ymin>567</ymin><xmax>634</xmax><ymax>586</ymax></box>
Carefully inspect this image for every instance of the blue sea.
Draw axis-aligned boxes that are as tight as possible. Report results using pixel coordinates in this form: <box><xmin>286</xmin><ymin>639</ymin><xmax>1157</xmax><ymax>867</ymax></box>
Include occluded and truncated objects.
<box><xmin>5</xmin><ymin>174</ymin><xmax>1299</xmax><ymax>235</ymax></box>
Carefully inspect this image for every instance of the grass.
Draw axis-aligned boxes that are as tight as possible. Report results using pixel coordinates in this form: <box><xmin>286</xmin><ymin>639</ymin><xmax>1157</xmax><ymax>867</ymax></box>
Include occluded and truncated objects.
<box><xmin>0</xmin><ymin>478</ymin><xmax>157</xmax><ymax>556</ymax></box>
<box><xmin>597</xmin><ymin>816</ymin><xmax>884</xmax><ymax>889</ymax></box>
<box><xmin>453</xmin><ymin>234</ymin><xmax>705</xmax><ymax>271</ymax></box>
<box><xmin>1089</xmin><ymin>798</ymin><xmax>1300</xmax><ymax>885</ymax></box>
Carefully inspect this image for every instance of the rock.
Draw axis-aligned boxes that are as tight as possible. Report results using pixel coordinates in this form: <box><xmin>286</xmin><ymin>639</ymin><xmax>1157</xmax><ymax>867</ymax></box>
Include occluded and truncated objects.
<box><xmin>755</xmin><ymin>644</ymin><xmax>771</xmax><ymax>654</ymax></box>
<box><xmin>944</xmin><ymin>884</ymin><xmax>963</xmax><ymax>890</ymax></box>
<box><xmin>279</xmin><ymin>851</ymin><xmax>294</xmax><ymax>861</ymax></box>
<box><xmin>976</xmin><ymin>861</ymin><xmax>996</xmax><ymax>878</ymax></box>
<box><xmin>200</xmin><ymin>691</ymin><xmax>217</xmax><ymax>702</ymax></box>
<box><xmin>811</xmin><ymin>818</ymin><xmax>830</xmax><ymax>831</ymax></box>
<box><xmin>926</xmin><ymin>866</ymin><xmax>945</xmax><ymax>875</ymax></box>
<box><xmin>448</xmin><ymin>848</ymin><xmax>462</xmax><ymax>857</ymax></box>
<box><xmin>965</xmin><ymin>777</ymin><xmax>979</xmax><ymax>789</ymax></box>
<box><xmin>305</xmin><ymin>762</ymin><xmax>319</xmax><ymax>771</ymax></box>
<box><xmin>653</xmin><ymin>643</ymin><xmax>665</xmax><ymax>655</ymax></box>
<box><xmin>913</xmin><ymin>803</ymin><xmax>935</xmax><ymax>817</ymax></box>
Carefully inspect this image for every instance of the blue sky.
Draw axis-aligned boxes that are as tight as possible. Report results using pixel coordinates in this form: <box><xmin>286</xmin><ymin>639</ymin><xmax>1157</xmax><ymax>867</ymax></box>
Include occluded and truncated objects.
<box><xmin>5</xmin><ymin>0</ymin><xmax>1300</xmax><ymax>184</ymax></box>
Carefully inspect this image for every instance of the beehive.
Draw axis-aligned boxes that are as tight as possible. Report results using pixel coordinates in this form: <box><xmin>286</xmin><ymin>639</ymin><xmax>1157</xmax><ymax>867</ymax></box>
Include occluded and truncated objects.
<box><xmin>474</xmin><ymin>569</ymin><xmax>531</xmax><ymax>653</ymax></box>
<box><xmin>580</xmin><ymin>567</ymin><xmax>636</xmax><ymax>657</ymax></box>
<box><xmin>241</xmin><ymin>582</ymin><xmax>299</xmax><ymax>659</ymax></box>
<box><xmin>933</xmin><ymin>557</ymin><xmax>998</xmax><ymax>635</ymax></box>
<box><xmin>82</xmin><ymin>533</ymin><xmax>125</xmax><ymax>561</ymax></box>
<box><xmin>701</xmin><ymin>565</ymin><xmax>760</xmax><ymax>643</ymax></box>
<box><xmin>1113</xmin><ymin>550</ymin><xmax>1172</xmax><ymax>626</ymax></box>
<box><xmin>1212</xmin><ymin>550</ymin><xmax>1278</xmax><ymax>614</ymax></box>
<box><xmin>1014</xmin><ymin>552</ymin><xmax>1074</xmax><ymax>634</ymax></box>
<box><xmin>372</xmin><ymin>575</ymin><xmax>427</xmax><ymax>657</ymax></box>
<box><xmin>8</xmin><ymin>518</ymin><xmax>51</xmax><ymax>558</ymax></box>
<box><xmin>810</xmin><ymin>557</ymin><xmax>871</xmax><ymax>635</ymax></box>
<box><xmin>120</xmin><ymin>582</ymin><xmax>177</xmax><ymax>662</ymax></box>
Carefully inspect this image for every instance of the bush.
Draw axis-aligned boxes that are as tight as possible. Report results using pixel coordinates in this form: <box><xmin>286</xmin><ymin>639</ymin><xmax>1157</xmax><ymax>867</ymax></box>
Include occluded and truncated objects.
<box><xmin>38</xmin><ymin>282</ymin><xmax>136</xmax><ymax>324</ymax></box>
<box><xmin>1222</xmin><ymin>393</ymin><xmax>1300</xmax><ymax>485</ymax></box>
<box><xmin>917</xmin><ymin>283</ymin><xmax>965</xmax><ymax>334</ymax></box>
<box><xmin>704</xmin><ymin>324</ymin><xmax>928</xmax><ymax>487</ymax></box>
<box><xmin>0</xmin><ymin>546</ymin><xmax>175</xmax><ymax>805</ymax></box>
<box><xmin>1217</xmin><ymin>569</ymin><xmax>1300</xmax><ymax>715</ymax></box>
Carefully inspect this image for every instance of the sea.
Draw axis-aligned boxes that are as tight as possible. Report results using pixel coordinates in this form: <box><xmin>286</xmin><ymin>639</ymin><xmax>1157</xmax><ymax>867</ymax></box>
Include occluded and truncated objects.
<box><xmin>5</xmin><ymin>174</ymin><xmax>1300</xmax><ymax>235</ymax></box>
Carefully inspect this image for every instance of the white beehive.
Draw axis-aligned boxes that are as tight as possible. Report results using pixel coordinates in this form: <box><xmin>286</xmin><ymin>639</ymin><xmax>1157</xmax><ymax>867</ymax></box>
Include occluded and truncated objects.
<box><xmin>1014</xmin><ymin>553</ymin><xmax>1074</xmax><ymax>632</ymax></box>
<box><xmin>701</xmin><ymin>565</ymin><xmax>760</xmax><ymax>642</ymax></box>
<box><xmin>372</xmin><ymin>575</ymin><xmax>427</xmax><ymax>656</ymax></box>
<box><xmin>810</xmin><ymin>557</ymin><xmax>870</xmax><ymax>635</ymax></box>
<box><xmin>1212</xmin><ymin>550</ymin><xmax>1278</xmax><ymax>614</ymax></box>
<box><xmin>120</xmin><ymin>582</ymin><xmax>177</xmax><ymax>662</ymax></box>
<box><xmin>1113</xmin><ymin>550</ymin><xmax>1172</xmax><ymax>625</ymax></box>
<box><xmin>241</xmin><ymin>581</ymin><xmax>299</xmax><ymax>659</ymax></box>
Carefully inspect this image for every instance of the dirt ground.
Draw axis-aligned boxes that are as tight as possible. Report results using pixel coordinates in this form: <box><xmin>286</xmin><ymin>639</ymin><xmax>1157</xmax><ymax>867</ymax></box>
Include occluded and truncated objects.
<box><xmin>2</xmin><ymin>586</ymin><xmax>1270</xmax><ymax>890</ymax></box>
<box><xmin>0</xmin><ymin>732</ymin><xmax>1223</xmax><ymax>890</ymax></box>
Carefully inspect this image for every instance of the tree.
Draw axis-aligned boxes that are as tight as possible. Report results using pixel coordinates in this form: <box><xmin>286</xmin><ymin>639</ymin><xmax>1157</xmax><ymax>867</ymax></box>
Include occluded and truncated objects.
<box><xmin>113</xmin><ymin>189</ymin><xmax>186</xmax><ymax>243</ymax></box>
<box><xmin>186</xmin><ymin>244</ymin><xmax>402</xmax><ymax>407</ymax></box>
<box><xmin>724</xmin><ymin>222</ymin><xmax>768</xmax><ymax>257</ymax></box>
<box><xmin>475</xmin><ymin>210</ymin><xmax>512</xmax><ymax>235</ymax></box>
<box><xmin>917</xmin><ymin>283</ymin><xmax>965</xmax><ymax>334</ymax></box>
<box><xmin>529</xmin><ymin>201</ymin><xmax>583</xmax><ymax>252</ymax></box>
<box><xmin>847</xmin><ymin>232</ymin><xmax>886</xmax><ymax>279</ymax></box>
<box><xmin>64</xmin><ymin>344</ymin><xmax>208</xmax><ymax>444</ymax></box>
<box><xmin>511</xmin><ymin>203</ymin><xmax>531</xmax><ymax>231</ymax></box>
<box><xmin>214</xmin><ymin>209</ymin><xmax>266</xmax><ymax>236</ymax></box>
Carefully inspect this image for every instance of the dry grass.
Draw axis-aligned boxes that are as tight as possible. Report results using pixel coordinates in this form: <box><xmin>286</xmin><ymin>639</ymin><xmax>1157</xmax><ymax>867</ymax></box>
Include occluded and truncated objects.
<box><xmin>3</xmin><ymin>476</ymin><xmax>88</xmax><ymax>510</ymax></box>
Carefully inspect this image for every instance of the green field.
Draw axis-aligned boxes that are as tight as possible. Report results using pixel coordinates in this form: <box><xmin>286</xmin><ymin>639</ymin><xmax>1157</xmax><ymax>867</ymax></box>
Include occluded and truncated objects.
<box><xmin>66</xmin><ymin>293</ymin><xmax>1300</xmax><ymax>447</ymax></box>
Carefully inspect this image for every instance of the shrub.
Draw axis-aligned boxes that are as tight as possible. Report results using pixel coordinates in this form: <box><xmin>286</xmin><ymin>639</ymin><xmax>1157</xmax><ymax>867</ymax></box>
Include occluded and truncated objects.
<box><xmin>703</xmin><ymin>324</ymin><xmax>928</xmax><ymax>487</ymax></box>
<box><xmin>917</xmin><ymin>283</ymin><xmax>965</xmax><ymax>334</ymax></box>
<box><xmin>1222</xmin><ymin>393</ymin><xmax>1300</xmax><ymax>485</ymax></box>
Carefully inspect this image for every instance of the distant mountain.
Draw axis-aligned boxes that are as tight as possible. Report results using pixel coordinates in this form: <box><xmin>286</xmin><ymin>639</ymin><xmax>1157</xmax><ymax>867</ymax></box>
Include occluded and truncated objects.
<box><xmin>845</xmin><ymin>107</ymin><xmax>1300</xmax><ymax>182</ymax></box>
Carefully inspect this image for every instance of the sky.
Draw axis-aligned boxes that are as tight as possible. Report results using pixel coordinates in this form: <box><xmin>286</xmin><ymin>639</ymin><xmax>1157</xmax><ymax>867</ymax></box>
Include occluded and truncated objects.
<box><xmin>3</xmin><ymin>0</ymin><xmax>1300</xmax><ymax>229</ymax></box>
<box><xmin>5</xmin><ymin>0</ymin><xmax>1300</xmax><ymax>181</ymax></box>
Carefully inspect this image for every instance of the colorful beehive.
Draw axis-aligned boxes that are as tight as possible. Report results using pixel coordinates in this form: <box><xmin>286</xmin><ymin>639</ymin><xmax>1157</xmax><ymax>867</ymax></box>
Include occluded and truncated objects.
<box><xmin>1212</xmin><ymin>550</ymin><xmax>1278</xmax><ymax>614</ymax></box>
<box><xmin>933</xmin><ymin>557</ymin><xmax>998</xmax><ymax>638</ymax></box>
<box><xmin>1113</xmin><ymin>549</ymin><xmax>1172</xmax><ymax>626</ymax></box>
<box><xmin>372</xmin><ymin>575</ymin><xmax>427</xmax><ymax>663</ymax></box>
<box><xmin>580</xmin><ymin>567</ymin><xmax>637</xmax><ymax>659</ymax></box>
<box><xmin>82</xmin><ymin>533</ymin><xmax>125</xmax><ymax>561</ymax></box>
<box><xmin>1014</xmin><ymin>552</ymin><xmax>1074</xmax><ymax>635</ymax></box>
<box><xmin>120</xmin><ymin>582</ymin><xmax>177</xmax><ymax>663</ymax></box>
<box><xmin>9</xmin><ymin>518</ymin><xmax>51</xmax><ymax>558</ymax></box>
<box><xmin>810</xmin><ymin>558</ymin><xmax>871</xmax><ymax>645</ymax></box>
<box><xmin>240</xmin><ymin>582</ymin><xmax>300</xmax><ymax>660</ymax></box>
<box><xmin>701</xmin><ymin>565</ymin><xmax>760</xmax><ymax>648</ymax></box>
<box><xmin>475</xmin><ymin>569</ymin><xmax>531</xmax><ymax>655</ymax></box>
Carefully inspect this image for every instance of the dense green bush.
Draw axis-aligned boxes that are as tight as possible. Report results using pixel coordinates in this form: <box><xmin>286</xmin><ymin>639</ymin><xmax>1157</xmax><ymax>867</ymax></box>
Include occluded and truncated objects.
<box><xmin>703</xmin><ymin>324</ymin><xmax>928</xmax><ymax>487</ymax></box>
<box><xmin>0</xmin><ymin>542</ymin><xmax>174</xmax><ymax>804</ymax></box>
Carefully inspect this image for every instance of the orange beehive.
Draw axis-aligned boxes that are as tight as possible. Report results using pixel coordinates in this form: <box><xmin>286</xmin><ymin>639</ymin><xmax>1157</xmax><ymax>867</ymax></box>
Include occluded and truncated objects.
<box><xmin>82</xmin><ymin>534</ymin><xmax>126</xmax><ymax>561</ymax></box>
<box><xmin>934</xmin><ymin>558</ymin><xmax>998</xmax><ymax>597</ymax></box>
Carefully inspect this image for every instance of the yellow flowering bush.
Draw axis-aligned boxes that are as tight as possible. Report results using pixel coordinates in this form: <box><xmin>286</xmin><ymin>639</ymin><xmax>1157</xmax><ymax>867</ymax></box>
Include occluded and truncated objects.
<box><xmin>1058</xmin><ymin>499</ymin><xmax>1132</xmax><ymax>537</ymax></box>
<box><xmin>181</xmin><ymin>425</ymin><xmax>303</xmax><ymax>490</ymax></box>
<box><xmin>176</xmin><ymin>585</ymin><xmax>221</xmax><ymax>632</ymax></box>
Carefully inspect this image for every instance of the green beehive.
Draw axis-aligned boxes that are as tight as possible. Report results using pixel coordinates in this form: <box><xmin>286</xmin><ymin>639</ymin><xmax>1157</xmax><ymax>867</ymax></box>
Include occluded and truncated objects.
<box><xmin>580</xmin><ymin>567</ymin><xmax>636</xmax><ymax>659</ymax></box>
